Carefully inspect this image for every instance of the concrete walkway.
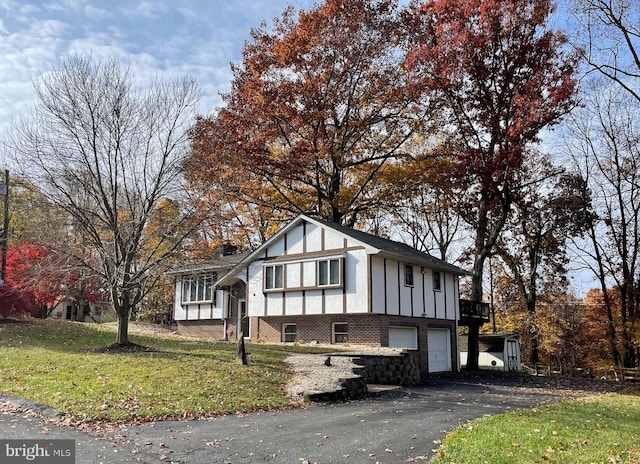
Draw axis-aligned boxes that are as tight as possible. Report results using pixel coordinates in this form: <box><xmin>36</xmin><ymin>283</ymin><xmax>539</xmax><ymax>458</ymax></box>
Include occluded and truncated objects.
<box><xmin>0</xmin><ymin>373</ymin><xmax>616</xmax><ymax>464</ymax></box>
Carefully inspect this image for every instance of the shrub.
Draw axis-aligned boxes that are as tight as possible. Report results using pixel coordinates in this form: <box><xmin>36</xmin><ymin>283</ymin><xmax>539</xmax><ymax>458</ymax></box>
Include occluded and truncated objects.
<box><xmin>0</xmin><ymin>284</ymin><xmax>33</xmax><ymax>318</ymax></box>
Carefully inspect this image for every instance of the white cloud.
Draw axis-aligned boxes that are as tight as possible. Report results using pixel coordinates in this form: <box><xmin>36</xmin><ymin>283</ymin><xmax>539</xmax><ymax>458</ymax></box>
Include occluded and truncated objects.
<box><xmin>0</xmin><ymin>0</ymin><xmax>301</xmax><ymax>164</ymax></box>
<box><xmin>0</xmin><ymin>15</ymin><xmax>68</xmax><ymax>143</ymax></box>
<box><xmin>41</xmin><ymin>0</ymin><xmax>81</xmax><ymax>16</ymax></box>
<box><xmin>83</xmin><ymin>4</ymin><xmax>112</xmax><ymax>21</ymax></box>
<box><xmin>122</xmin><ymin>1</ymin><xmax>169</xmax><ymax>19</ymax></box>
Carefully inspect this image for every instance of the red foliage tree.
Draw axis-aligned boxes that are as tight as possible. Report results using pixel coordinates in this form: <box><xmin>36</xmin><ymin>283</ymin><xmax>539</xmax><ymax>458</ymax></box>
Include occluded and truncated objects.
<box><xmin>0</xmin><ymin>284</ymin><xmax>33</xmax><ymax>318</ymax></box>
<box><xmin>404</xmin><ymin>0</ymin><xmax>579</xmax><ymax>369</ymax></box>
<box><xmin>6</xmin><ymin>242</ymin><xmax>104</xmax><ymax>319</ymax></box>
<box><xmin>5</xmin><ymin>242</ymin><xmax>61</xmax><ymax>317</ymax></box>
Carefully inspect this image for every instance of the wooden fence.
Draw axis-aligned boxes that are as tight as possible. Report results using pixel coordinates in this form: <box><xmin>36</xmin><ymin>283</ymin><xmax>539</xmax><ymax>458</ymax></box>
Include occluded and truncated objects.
<box><xmin>521</xmin><ymin>363</ymin><xmax>640</xmax><ymax>382</ymax></box>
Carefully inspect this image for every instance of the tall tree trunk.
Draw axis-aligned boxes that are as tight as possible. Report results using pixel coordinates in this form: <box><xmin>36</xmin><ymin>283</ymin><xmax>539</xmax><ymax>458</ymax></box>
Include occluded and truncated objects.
<box><xmin>620</xmin><ymin>291</ymin><xmax>637</xmax><ymax>368</ymax></box>
<box><xmin>116</xmin><ymin>311</ymin><xmax>129</xmax><ymax>345</ymax></box>
<box><xmin>114</xmin><ymin>293</ymin><xmax>131</xmax><ymax>345</ymax></box>
<box><xmin>466</xmin><ymin>323</ymin><xmax>480</xmax><ymax>371</ymax></box>
<box><xmin>525</xmin><ymin>295</ymin><xmax>539</xmax><ymax>364</ymax></box>
<box><xmin>465</xmin><ymin>256</ymin><xmax>486</xmax><ymax>371</ymax></box>
<box><xmin>622</xmin><ymin>299</ymin><xmax>636</xmax><ymax>368</ymax></box>
<box><xmin>528</xmin><ymin>326</ymin><xmax>540</xmax><ymax>364</ymax></box>
<box><xmin>598</xmin><ymin>283</ymin><xmax>622</xmax><ymax>367</ymax></box>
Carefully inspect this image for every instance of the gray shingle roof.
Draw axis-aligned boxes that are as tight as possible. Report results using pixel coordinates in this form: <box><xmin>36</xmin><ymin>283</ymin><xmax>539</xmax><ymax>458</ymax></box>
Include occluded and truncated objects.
<box><xmin>166</xmin><ymin>251</ymin><xmax>251</xmax><ymax>276</ymax></box>
<box><xmin>311</xmin><ymin>216</ymin><xmax>469</xmax><ymax>275</ymax></box>
<box><xmin>171</xmin><ymin>214</ymin><xmax>469</xmax><ymax>282</ymax></box>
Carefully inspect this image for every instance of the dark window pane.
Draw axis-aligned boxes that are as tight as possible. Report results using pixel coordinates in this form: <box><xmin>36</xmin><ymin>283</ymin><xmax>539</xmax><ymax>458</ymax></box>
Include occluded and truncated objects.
<box><xmin>318</xmin><ymin>260</ymin><xmax>328</xmax><ymax>286</ymax></box>
<box><xmin>329</xmin><ymin>259</ymin><xmax>340</xmax><ymax>285</ymax></box>
<box><xmin>274</xmin><ymin>265</ymin><xmax>283</xmax><ymax>288</ymax></box>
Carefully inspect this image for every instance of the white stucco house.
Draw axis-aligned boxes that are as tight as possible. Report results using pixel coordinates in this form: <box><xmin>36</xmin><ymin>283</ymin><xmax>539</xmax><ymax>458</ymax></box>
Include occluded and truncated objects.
<box><xmin>169</xmin><ymin>214</ymin><xmax>471</xmax><ymax>375</ymax></box>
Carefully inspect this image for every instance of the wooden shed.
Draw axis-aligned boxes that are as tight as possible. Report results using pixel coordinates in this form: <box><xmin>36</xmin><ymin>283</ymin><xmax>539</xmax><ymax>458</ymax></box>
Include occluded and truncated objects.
<box><xmin>460</xmin><ymin>333</ymin><xmax>521</xmax><ymax>371</ymax></box>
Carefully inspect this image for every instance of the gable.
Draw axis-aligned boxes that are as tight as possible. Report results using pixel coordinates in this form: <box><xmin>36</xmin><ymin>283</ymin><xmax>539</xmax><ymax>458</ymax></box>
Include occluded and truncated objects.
<box><xmin>214</xmin><ymin>214</ymin><xmax>467</xmax><ymax>289</ymax></box>
<box><xmin>263</xmin><ymin>220</ymin><xmax>361</xmax><ymax>259</ymax></box>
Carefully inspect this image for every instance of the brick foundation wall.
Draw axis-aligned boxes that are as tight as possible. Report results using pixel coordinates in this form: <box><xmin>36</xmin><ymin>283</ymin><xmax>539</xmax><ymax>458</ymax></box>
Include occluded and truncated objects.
<box><xmin>177</xmin><ymin>320</ymin><xmax>227</xmax><ymax>340</ymax></box>
<box><xmin>179</xmin><ymin>315</ymin><xmax>458</xmax><ymax>380</ymax></box>
<box><xmin>256</xmin><ymin>314</ymin><xmax>387</xmax><ymax>345</ymax></box>
<box><xmin>255</xmin><ymin>314</ymin><xmax>457</xmax><ymax>380</ymax></box>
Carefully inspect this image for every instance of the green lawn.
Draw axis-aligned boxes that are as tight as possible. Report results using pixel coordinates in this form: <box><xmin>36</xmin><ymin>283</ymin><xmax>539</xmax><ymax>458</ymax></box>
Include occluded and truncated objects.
<box><xmin>0</xmin><ymin>318</ymin><xmax>330</xmax><ymax>422</ymax></box>
<box><xmin>3</xmin><ymin>318</ymin><xmax>639</xmax><ymax>464</ymax></box>
<box><xmin>432</xmin><ymin>392</ymin><xmax>640</xmax><ymax>464</ymax></box>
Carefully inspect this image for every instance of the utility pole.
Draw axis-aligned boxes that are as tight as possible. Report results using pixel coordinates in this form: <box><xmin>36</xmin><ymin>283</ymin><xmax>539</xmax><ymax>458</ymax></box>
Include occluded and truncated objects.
<box><xmin>0</xmin><ymin>170</ymin><xmax>8</xmax><ymax>284</ymax></box>
<box><xmin>489</xmin><ymin>254</ymin><xmax>496</xmax><ymax>333</ymax></box>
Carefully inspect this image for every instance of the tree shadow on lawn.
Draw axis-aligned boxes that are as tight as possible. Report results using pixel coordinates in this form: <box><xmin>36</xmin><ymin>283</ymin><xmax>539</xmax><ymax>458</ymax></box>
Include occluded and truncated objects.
<box><xmin>89</xmin><ymin>342</ymin><xmax>232</xmax><ymax>362</ymax></box>
<box><xmin>1</xmin><ymin>318</ymin><xmax>206</xmax><ymax>357</ymax></box>
<box><xmin>93</xmin><ymin>342</ymin><xmax>160</xmax><ymax>353</ymax></box>
<box><xmin>0</xmin><ymin>317</ymin><xmax>29</xmax><ymax>324</ymax></box>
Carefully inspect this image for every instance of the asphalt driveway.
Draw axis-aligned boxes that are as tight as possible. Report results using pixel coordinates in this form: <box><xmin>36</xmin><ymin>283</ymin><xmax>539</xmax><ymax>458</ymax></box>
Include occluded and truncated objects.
<box><xmin>0</xmin><ymin>373</ymin><xmax>619</xmax><ymax>464</ymax></box>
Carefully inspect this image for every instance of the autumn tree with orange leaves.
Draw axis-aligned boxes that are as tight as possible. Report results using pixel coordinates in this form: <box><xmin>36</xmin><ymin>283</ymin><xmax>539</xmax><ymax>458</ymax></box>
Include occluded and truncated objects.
<box><xmin>187</xmin><ymin>0</ymin><xmax>438</xmax><ymax>242</ymax></box>
<box><xmin>564</xmin><ymin>0</ymin><xmax>640</xmax><ymax>368</ymax></box>
<box><xmin>405</xmin><ymin>0</ymin><xmax>579</xmax><ymax>369</ymax></box>
<box><xmin>492</xmin><ymin>152</ymin><xmax>590</xmax><ymax>364</ymax></box>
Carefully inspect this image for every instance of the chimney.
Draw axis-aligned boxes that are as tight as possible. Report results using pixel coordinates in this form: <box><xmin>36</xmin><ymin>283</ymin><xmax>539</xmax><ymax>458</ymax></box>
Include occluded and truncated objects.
<box><xmin>215</xmin><ymin>241</ymin><xmax>238</xmax><ymax>257</ymax></box>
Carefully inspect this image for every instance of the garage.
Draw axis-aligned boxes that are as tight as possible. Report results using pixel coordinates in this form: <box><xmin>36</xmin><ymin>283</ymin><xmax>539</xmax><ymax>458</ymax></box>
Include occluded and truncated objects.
<box><xmin>389</xmin><ymin>326</ymin><xmax>418</xmax><ymax>350</ymax></box>
<box><xmin>427</xmin><ymin>328</ymin><xmax>451</xmax><ymax>372</ymax></box>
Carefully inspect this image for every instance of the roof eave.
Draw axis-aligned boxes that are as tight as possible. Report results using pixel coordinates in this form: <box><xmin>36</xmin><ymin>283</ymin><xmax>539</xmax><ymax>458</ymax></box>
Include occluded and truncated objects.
<box><xmin>375</xmin><ymin>250</ymin><xmax>470</xmax><ymax>276</ymax></box>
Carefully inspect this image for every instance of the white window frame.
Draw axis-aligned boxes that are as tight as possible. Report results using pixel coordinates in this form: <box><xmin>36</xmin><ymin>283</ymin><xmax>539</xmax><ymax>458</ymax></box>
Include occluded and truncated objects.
<box><xmin>318</xmin><ymin>258</ymin><xmax>342</xmax><ymax>287</ymax></box>
<box><xmin>433</xmin><ymin>271</ymin><xmax>441</xmax><ymax>291</ymax></box>
<box><xmin>181</xmin><ymin>275</ymin><xmax>214</xmax><ymax>303</ymax></box>
<box><xmin>404</xmin><ymin>264</ymin><xmax>414</xmax><ymax>287</ymax></box>
<box><xmin>264</xmin><ymin>264</ymin><xmax>284</xmax><ymax>291</ymax></box>
<box><xmin>332</xmin><ymin>322</ymin><xmax>348</xmax><ymax>344</ymax></box>
<box><xmin>283</xmin><ymin>323</ymin><xmax>297</xmax><ymax>343</ymax></box>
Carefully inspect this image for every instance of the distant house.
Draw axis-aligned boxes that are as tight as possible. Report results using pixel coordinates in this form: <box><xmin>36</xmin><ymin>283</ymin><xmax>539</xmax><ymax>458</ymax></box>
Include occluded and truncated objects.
<box><xmin>48</xmin><ymin>296</ymin><xmax>100</xmax><ymax>321</ymax></box>
<box><xmin>169</xmin><ymin>214</ymin><xmax>470</xmax><ymax>375</ymax></box>
<box><xmin>459</xmin><ymin>333</ymin><xmax>521</xmax><ymax>371</ymax></box>
<box><xmin>49</xmin><ymin>297</ymin><xmax>79</xmax><ymax>321</ymax></box>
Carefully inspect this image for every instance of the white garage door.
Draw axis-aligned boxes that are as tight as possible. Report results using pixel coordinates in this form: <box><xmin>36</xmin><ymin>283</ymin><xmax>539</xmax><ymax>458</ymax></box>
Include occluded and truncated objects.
<box><xmin>389</xmin><ymin>326</ymin><xmax>418</xmax><ymax>350</ymax></box>
<box><xmin>427</xmin><ymin>329</ymin><xmax>451</xmax><ymax>372</ymax></box>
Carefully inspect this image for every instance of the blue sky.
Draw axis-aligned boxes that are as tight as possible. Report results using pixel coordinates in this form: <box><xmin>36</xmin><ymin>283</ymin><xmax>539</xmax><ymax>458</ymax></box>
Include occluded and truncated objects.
<box><xmin>0</xmin><ymin>0</ymin><xmax>579</xmax><ymax>144</ymax></box>
<box><xmin>0</xmin><ymin>0</ymin><xmax>600</xmax><ymax>294</ymax></box>
<box><xmin>0</xmin><ymin>0</ymin><xmax>315</xmax><ymax>139</ymax></box>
